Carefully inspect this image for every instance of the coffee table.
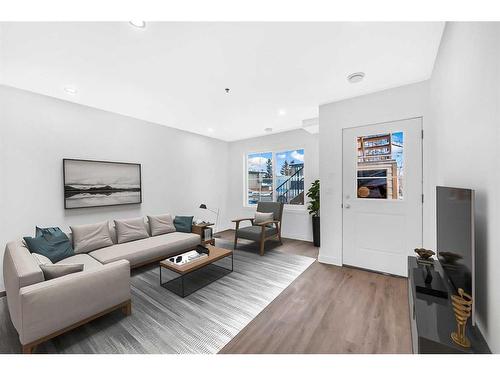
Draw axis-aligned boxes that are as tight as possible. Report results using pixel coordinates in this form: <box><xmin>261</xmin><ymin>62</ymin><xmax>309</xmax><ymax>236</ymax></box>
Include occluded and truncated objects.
<box><xmin>159</xmin><ymin>245</ymin><xmax>233</xmax><ymax>297</ymax></box>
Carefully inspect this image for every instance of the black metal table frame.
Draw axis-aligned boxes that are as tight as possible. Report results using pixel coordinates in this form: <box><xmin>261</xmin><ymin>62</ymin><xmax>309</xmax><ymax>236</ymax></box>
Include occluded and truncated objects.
<box><xmin>160</xmin><ymin>252</ymin><xmax>233</xmax><ymax>298</ymax></box>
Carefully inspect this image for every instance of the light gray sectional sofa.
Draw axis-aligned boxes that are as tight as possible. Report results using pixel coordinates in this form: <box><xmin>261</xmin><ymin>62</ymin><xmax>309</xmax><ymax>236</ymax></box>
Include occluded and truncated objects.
<box><xmin>3</xmin><ymin>215</ymin><xmax>200</xmax><ymax>353</ymax></box>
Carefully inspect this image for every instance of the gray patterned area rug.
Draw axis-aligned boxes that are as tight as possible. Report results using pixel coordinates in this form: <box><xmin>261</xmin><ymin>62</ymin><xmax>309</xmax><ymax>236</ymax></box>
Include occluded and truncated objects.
<box><xmin>25</xmin><ymin>249</ymin><xmax>314</xmax><ymax>354</ymax></box>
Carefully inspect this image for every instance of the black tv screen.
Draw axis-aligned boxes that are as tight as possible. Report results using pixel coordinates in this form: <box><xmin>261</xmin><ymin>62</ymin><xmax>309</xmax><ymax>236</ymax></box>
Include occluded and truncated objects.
<box><xmin>436</xmin><ymin>186</ymin><xmax>475</xmax><ymax>323</ymax></box>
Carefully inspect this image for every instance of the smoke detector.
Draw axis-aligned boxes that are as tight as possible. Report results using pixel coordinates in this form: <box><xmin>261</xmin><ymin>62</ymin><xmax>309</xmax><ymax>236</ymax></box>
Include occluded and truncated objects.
<box><xmin>347</xmin><ymin>72</ymin><xmax>365</xmax><ymax>83</ymax></box>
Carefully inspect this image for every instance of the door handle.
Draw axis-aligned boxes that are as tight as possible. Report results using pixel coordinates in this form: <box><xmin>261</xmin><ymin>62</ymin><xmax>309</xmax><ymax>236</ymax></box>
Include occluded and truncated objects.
<box><xmin>344</xmin><ymin>203</ymin><xmax>351</xmax><ymax>209</ymax></box>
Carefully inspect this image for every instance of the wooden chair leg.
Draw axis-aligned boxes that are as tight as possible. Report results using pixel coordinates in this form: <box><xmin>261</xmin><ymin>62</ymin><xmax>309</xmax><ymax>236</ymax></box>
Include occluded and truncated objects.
<box><xmin>276</xmin><ymin>223</ymin><xmax>283</xmax><ymax>245</ymax></box>
<box><xmin>259</xmin><ymin>226</ymin><xmax>266</xmax><ymax>256</ymax></box>
<box><xmin>22</xmin><ymin>344</ymin><xmax>34</xmax><ymax>354</ymax></box>
<box><xmin>259</xmin><ymin>239</ymin><xmax>265</xmax><ymax>256</ymax></box>
<box><xmin>233</xmin><ymin>223</ymin><xmax>239</xmax><ymax>249</ymax></box>
<box><xmin>122</xmin><ymin>300</ymin><xmax>132</xmax><ymax>316</ymax></box>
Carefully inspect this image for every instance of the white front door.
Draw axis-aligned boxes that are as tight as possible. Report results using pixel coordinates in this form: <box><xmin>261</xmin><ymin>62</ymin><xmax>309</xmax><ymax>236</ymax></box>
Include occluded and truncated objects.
<box><xmin>342</xmin><ymin>118</ymin><xmax>423</xmax><ymax>276</ymax></box>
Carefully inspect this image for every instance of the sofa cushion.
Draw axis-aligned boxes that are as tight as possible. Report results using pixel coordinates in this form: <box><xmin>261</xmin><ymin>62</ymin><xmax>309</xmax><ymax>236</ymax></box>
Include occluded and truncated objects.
<box><xmin>57</xmin><ymin>254</ymin><xmax>104</xmax><ymax>272</ymax></box>
<box><xmin>32</xmin><ymin>253</ymin><xmax>53</xmax><ymax>265</ymax></box>
<box><xmin>89</xmin><ymin>232</ymin><xmax>200</xmax><ymax>267</ymax></box>
<box><xmin>23</xmin><ymin>228</ymin><xmax>74</xmax><ymax>263</ymax></box>
<box><xmin>148</xmin><ymin>214</ymin><xmax>176</xmax><ymax>236</ymax></box>
<box><xmin>173</xmin><ymin>216</ymin><xmax>193</xmax><ymax>233</ymax></box>
<box><xmin>40</xmin><ymin>264</ymin><xmax>84</xmax><ymax>280</ymax></box>
<box><xmin>237</xmin><ymin>225</ymin><xmax>277</xmax><ymax>241</ymax></box>
<box><xmin>254</xmin><ymin>212</ymin><xmax>274</xmax><ymax>225</ymax></box>
<box><xmin>70</xmin><ymin>221</ymin><xmax>114</xmax><ymax>254</ymax></box>
<box><xmin>114</xmin><ymin>217</ymin><xmax>149</xmax><ymax>244</ymax></box>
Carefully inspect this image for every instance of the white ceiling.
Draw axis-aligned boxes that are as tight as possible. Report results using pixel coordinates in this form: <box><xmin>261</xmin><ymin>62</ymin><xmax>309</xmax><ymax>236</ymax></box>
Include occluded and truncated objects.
<box><xmin>0</xmin><ymin>22</ymin><xmax>444</xmax><ymax>141</ymax></box>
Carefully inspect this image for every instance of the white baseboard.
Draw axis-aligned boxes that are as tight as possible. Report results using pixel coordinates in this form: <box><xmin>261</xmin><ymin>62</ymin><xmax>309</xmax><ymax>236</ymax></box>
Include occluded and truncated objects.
<box><xmin>282</xmin><ymin>233</ymin><xmax>313</xmax><ymax>242</ymax></box>
<box><xmin>318</xmin><ymin>253</ymin><xmax>342</xmax><ymax>266</ymax></box>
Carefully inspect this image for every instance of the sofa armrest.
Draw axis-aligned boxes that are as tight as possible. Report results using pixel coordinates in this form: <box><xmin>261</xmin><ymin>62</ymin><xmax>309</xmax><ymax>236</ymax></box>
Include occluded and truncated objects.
<box><xmin>231</xmin><ymin>218</ymin><xmax>254</xmax><ymax>223</ymax></box>
<box><xmin>18</xmin><ymin>259</ymin><xmax>131</xmax><ymax>345</ymax></box>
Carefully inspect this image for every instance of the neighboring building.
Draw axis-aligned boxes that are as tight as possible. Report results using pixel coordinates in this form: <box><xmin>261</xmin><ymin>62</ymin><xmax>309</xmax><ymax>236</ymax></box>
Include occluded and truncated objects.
<box><xmin>357</xmin><ymin>134</ymin><xmax>399</xmax><ymax>199</ymax></box>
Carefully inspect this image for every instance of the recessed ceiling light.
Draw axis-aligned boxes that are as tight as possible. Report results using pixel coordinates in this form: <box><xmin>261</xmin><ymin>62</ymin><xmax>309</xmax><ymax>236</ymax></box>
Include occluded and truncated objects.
<box><xmin>207</xmin><ymin>128</ymin><xmax>214</xmax><ymax>133</ymax></box>
<box><xmin>347</xmin><ymin>72</ymin><xmax>365</xmax><ymax>83</ymax></box>
<box><xmin>63</xmin><ymin>86</ymin><xmax>78</xmax><ymax>95</ymax></box>
<box><xmin>129</xmin><ymin>20</ymin><xmax>146</xmax><ymax>29</ymax></box>
<box><xmin>264</xmin><ymin>127</ymin><xmax>273</xmax><ymax>133</ymax></box>
<box><xmin>278</xmin><ymin>109</ymin><xmax>286</xmax><ymax>116</ymax></box>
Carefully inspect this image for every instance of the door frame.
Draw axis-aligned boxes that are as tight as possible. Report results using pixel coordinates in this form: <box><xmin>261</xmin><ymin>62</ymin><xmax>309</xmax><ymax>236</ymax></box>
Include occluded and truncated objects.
<box><xmin>340</xmin><ymin>116</ymin><xmax>424</xmax><ymax>271</ymax></box>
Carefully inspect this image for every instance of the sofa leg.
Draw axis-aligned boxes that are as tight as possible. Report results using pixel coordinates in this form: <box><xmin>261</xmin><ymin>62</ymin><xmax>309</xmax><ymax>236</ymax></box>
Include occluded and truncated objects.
<box><xmin>122</xmin><ymin>300</ymin><xmax>132</xmax><ymax>316</ymax></box>
<box><xmin>22</xmin><ymin>344</ymin><xmax>34</xmax><ymax>354</ymax></box>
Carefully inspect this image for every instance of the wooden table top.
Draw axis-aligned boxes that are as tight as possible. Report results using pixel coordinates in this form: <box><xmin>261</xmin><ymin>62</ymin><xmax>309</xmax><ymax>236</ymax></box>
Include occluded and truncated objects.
<box><xmin>192</xmin><ymin>222</ymin><xmax>215</xmax><ymax>228</ymax></box>
<box><xmin>160</xmin><ymin>245</ymin><xmax>232</xmax><ymax>275</ymax></box>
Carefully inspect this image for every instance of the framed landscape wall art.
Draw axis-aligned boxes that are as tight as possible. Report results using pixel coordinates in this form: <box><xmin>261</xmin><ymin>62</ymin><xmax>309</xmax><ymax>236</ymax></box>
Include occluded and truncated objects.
<box><xmin>63</xmin><ymin>159</ymin><xmax>142</xmax><ymax>209</ymax></box>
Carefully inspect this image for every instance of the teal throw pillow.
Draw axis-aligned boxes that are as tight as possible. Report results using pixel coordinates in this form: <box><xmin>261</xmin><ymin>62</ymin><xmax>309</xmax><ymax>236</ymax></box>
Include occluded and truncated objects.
<box><xmin>24</xmin><ymin>227</ymin><xmax>74</xmax><ymax>263</ymax></box>
<box><xmin>173</xmin><ymin>216</ymin><xmax>194</xmax><ymax>233</ymax></box>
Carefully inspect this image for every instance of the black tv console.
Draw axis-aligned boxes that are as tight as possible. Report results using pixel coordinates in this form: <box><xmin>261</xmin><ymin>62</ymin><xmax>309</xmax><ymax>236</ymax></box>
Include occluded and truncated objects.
<box><xmin>408</xmin><ymin>256</ymin><xmax>490</xmax><ymax>354</ymax></box>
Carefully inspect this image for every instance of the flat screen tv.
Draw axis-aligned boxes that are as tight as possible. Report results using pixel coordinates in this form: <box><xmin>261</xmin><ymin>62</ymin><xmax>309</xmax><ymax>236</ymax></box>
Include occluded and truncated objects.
<box><xmin>436</xmin><ymin>186</ymin><xmax>475</xmax><ymax>324</ymax></box>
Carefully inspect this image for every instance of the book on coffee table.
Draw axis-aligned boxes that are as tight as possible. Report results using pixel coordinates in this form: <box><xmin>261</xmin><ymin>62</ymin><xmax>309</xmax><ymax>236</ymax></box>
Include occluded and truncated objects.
<box><xmin>166</xmin><ymin>250</ymin><xmax>208</xmax><ymax>266</ymax></box>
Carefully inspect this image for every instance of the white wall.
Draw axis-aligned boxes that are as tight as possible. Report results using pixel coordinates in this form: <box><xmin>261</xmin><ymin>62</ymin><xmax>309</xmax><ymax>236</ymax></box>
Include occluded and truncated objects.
<box><xmin>0</xmin><ymin>85</ymin><xmax>229</xmax><ymax>292</ymax></box>
<box><xmin>318</xmin><ymin>81</ymin><xmax>430</xmax><ymax>265</ymax></box>
<box><xmin>227</xmin><ymin>129</ymin><xmax>319</xmax><ymax>241</ymax></box>
<box><xmin>428</xmin><ymin>22</ymin><xmax>500</xmax><ymax>353</ymax></box>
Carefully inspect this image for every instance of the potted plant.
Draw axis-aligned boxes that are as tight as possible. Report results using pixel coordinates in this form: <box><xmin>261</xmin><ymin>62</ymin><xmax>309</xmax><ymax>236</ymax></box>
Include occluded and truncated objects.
<box><xmin>306</xmin><ymin>179</ymin><xmax>320</xmax><ymax>247</ymax></box>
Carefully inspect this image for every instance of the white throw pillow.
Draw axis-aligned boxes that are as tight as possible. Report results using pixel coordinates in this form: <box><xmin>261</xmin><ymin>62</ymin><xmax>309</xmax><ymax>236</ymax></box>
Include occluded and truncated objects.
<box><xmin>148</xmin><ymin>214</ymin><xmax>176</xmax><ymax>236</ymax></box>
<box><xmin>114</xmin><ymin>217</ymin><xmax>150</xmax><ymax>244</ymax></box>
<box><xmin>254</xmin><ymin>212</ymin><xmax>274</xmax><ymax>225</ymax></box>
<box><xmin>70</xmin><ymin>221</ymin><xmax>114</xmax><ymax>254</ymax></box>
<box><xmin>32</xmin><ymin>253</ymin><xmax>53</xmax><ymax>265</ymax></box>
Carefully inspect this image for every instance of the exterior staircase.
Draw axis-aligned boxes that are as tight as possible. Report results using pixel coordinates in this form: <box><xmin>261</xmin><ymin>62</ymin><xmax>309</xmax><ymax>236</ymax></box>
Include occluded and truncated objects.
<box><xmin>276</xmin><ymin>166</ymin><xmax>304</xmax><ymax>204</ymax></box>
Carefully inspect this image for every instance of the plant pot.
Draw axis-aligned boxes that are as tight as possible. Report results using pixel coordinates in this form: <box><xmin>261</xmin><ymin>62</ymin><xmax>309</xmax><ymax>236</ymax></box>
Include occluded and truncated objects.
<box><xmin>312</xmin><ymin>216</ymin><xmax>320</xmax><ymax>247</ymax></box>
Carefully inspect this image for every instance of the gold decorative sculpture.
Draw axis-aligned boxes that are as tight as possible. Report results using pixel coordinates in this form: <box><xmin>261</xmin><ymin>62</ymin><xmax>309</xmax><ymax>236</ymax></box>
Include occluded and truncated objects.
<box><xmin>450</xmin><ymin>288</ymin><xmax>473</xmax><ymax>348</ymax></box>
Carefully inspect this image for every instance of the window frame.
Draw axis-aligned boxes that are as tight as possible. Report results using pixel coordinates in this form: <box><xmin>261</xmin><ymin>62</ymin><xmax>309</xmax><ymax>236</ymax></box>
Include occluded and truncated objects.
<box><xmin>244</xmin><ymin>147</ymin><xmax>306</xmax><ymax>210</ymax></box>
<box><xmin>355</xmin><ymin>131</ymin><xmax>405</xmax><ymax>201</ymax></box>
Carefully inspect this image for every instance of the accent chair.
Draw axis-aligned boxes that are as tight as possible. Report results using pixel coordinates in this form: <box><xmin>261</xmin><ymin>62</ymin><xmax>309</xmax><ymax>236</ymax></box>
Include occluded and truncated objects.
<box><xmin>232</xmin><ymin>202</ymin><xmax>284</xmax><ymax>256</ymax></box>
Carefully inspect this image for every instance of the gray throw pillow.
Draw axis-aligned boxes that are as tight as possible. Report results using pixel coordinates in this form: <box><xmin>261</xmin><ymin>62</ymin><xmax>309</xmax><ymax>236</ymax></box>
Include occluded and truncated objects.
<box><xmin>70</xmin><ymin>221</ymin><xmax>114</xmax><ymax>254</ymax></box>
<box><xmin>254</xmin><ymin>212</ymin><xmax>274</xmax><ymax>225</ymax></box>
<box><xmin>40</xmin><ymin>263</ymin><xmax>84</xmax><ymax>280</ymax></box>
<box><xmin>148</xmin><ymin>214</ymin><xmax>176</xmax><ymax>236</ymax></box>
<box><xmin>114</xmin><ymin>217</ymin><xmax>150</xmax><ymax>244</ymax></box>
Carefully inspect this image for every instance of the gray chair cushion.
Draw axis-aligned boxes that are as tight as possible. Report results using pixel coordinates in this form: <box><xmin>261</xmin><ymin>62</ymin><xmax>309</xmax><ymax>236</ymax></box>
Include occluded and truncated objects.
<box><xmin>256</xmin><ymin>202</ymin><xmax>284</xmax><ymax>221</ymax></box>
<box><xmin>237</xmin><ymin>225</ymin><xmax>277</xmax><ymax>242</ymax></box>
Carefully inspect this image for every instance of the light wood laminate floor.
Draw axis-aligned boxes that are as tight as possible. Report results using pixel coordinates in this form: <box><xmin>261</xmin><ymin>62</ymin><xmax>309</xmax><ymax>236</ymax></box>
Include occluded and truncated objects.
<box><xmin>217</xmin><ymin>230</ymin><xmax>412</xmax><ymax>354</ymax></box>
<box><xmin>0</xmin><ymin>230</ymin><xmax>411</xmax><ymax>354</ymax></box>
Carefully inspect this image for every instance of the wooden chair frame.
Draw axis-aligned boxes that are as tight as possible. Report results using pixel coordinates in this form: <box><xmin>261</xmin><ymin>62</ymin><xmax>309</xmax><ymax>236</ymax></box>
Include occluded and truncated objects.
<box><xmin>232</xmin><ymin>218</ymin><xmax>282</xmax><ymax>256</ymax></box>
